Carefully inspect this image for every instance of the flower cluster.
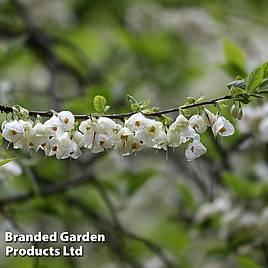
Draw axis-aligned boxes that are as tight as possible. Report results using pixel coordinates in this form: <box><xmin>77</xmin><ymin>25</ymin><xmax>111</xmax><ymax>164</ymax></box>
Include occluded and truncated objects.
<box><xmin>238</xmin><ymin>103</ymin><xmax>268</xmax><ymax>142</ymax></box>
<box><xmin>196</xmin><ymin>196</ymin><xmax>268</xmax><ymax>238</ymax></box>
<box><xmin>1</xmin><ymin>109</ymin><xmax>234</xmax><ymax>160</ymax></box>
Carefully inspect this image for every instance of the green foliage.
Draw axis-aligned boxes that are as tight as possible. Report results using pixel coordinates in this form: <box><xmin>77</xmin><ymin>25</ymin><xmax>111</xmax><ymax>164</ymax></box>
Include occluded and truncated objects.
<box><xmin>127</xmin><ymin>95</ymin><xmax>151</xmax><ymax>112</ymax></box>
<box><xmin>261</xmin><ymin>61</ymin><xmax>268</xmax><ymax>78</ymax></box>
<box><xmin>222</xmin><ymin>39</ymin><xmax>247</xmax><ymax>77</ymax></box>
<box><xmin>246</xmin><ymin>66</ymin><xmax>264</xmax><ymax>92</ymax></box>
<box><xmin>0</xmin><ymin>133</ymin><xmax>3</xmax><ymax>145</ymax></box>
<box><xmin>93</xmin><ymin>95</ymin><xmax>108</xmax><ymax>113</ymax></box>
<box><xmin>222</xmin><ymin>172</ymin><xmax>261</xmax><ymax>199</ymax></box>
<box><xmin>236</xmin><ymin>256</ymin><xmax>263</xmax><ymax>268</ymax></box>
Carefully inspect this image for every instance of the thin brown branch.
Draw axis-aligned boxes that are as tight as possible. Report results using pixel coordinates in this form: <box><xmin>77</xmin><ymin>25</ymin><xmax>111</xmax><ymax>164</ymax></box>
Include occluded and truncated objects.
<box><xmin>0</xmin><ymin>95</ymin><xmax>231</xmax><ymax>120</ymax></box>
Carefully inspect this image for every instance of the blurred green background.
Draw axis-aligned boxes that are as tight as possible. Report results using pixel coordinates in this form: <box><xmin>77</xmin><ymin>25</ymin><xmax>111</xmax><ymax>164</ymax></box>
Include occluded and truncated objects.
<box><xmin>0</xmin><ymin>0</ymin><xmax>268</xmax><ymax>268</ymax></box>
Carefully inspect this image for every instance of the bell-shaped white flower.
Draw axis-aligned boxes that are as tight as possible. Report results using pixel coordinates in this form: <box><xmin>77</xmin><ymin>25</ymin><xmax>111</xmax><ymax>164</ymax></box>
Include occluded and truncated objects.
<box><xmin>2</xmin><ymin>120</ymin><xmax>24</xmax><ymax>148</ymax></box>
<box><xmin>79</xmin><ymin>118</ymin><xmax>97</xmax><ymax>149</ymax></box>
<box><xmin>167</xmin><ymin>114</ymin><xmax>197</xmax><ymax>147</ymax></box>
<box><xmin>58</xmin><ymin>111</ymin><xmax>75</xmax><ymax>131</ymax></box>
<box><xmin>189</xmin><ymin>114</ymin><xmax>207</xmax><ymax>133</ymax></box>
<box><xmin>45</xmin><ymin>133</ymin><xmax>74</xmax><ymax>159</ymax></box>
<box><xmin>91</xmin><ymin>133</ymin><xmax>114</xmax><ymax>153</ymax></box>
<box><xmin>0</xmin><ymin>160</ymin><xmax>22</xmax><ymax>180</ymax></box>
<box><xmin>96</xmin><ymin>117</ymin><xmax>117</xmax><ymax>133</ymax></box>
<box><xmin>125</xmin><ymin>113</ymin><xmax>148</xmax><ymax>133</ymax></box>
<box><xmin>202</xmin><ymin>109</ymin><xmax>216</xmax><ymax>127</ymax></box>
<box><xmin>212</xmin><ymin>116</ymin><xmax>234</xmax><ymax>137</ymax></box>
<box><xmin>72</xmin><ymin>130</ymin><xmax>84</xmax><ymax>147</ymax></box>
<box><xmin>18</xmin><ymin>120</ymin><xmax>34</xmax><ymax>150</ymax></box>
<box><xmin>31</xmin><ymin>122</ymin><xmax>50</xmax><ymax>151</ymax></box>
<box><xmin>70</xmin><ymin>140</ymin><xmax>82</xmax><ymax>159</ymax></box>
<box><xmin>136</xmin><ymin>119</ymin><xmax>164</xmax><ymax>147</ymax></box>
<box><xmin>44</xmin><ymin>115</ymin><xmax>63</xmax><ymax>137</ymax></box>
<box><xmin>185</xmin><ymin>139</ymin><xmax>207</xmax><ymax>161</ymax></box>
<box><xmin>114</xmin><ymin>127</ymin><xmax>142</xmax><ymax>156</ymax></box>
<box><xmin>152</xmin><ymin>129</ymin><xmax>168</xmax><ymax>150</ymax></box>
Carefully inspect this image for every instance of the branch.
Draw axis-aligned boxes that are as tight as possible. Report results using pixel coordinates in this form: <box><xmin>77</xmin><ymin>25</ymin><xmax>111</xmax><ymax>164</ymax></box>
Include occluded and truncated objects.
<box><xmin>0</xmin><ymin>95</ymin><xmax>231</xmax><ymax>120</ymax></box>
<box><xmin>66</xmin><ymin>197</ymin><xmax>176</xmax><ymax>268</ymax></box>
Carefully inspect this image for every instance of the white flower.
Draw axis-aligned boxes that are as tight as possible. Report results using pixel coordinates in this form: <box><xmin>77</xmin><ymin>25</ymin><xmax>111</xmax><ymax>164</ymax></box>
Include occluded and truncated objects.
<box><xmin>212</xmin><ymin>116</ymin><xmax>234</xmax><ymax>137</ymax></box>
<box><xmin>125</xmin><ymin>113</ymin><xmax>148</xmax><ymax>132</ymax></box>
<box><xmin>189</xmin><ymin>114</ymin><xmax>207</xmax><ymax>133</ymax></box>
<box><xmin>44</xmin><ymin>115</ymin><xmax>63</xmax><ymax>137</ymax></box>
<box><xmin>136</xmin><ymin>118</ymin><xmax>164</xmax><ymax>147</ymax></box>
<box><xmin>72</xmin><ymin>131</ymin><xmax>84</xmax><ymax>147</ymax></box>
<box><xmin>30</xmin><ymin>123</ymin><xmax>50</xmax><ymax>151</ymax></box>
<box><xmin>45</xmin><ymin>133</ymin><xmax>79</xmax><ymax>159</ymax></box>
<box><xmin>2</xmin><ymin>120</ymin><xmax>24</xmax><ymax>148</ymax></box>
<box><xmin>0</xmin><ymin>160</ymin><xmax>22</xmax><ymax>180</ymax></box>
<box><xmin>185</xmin><ymin>139</ymin><xmax>207</xmax><ymax>160</ymax></box>
<box><xmin>91</xmin><ymin>133</ymin><xmax>114</xmax><ymax>153</ymax></box>
<box><xmin>96</xmin><ymin>117</ymin><xmax>117</xmax><ymax>133</ymax></box>
<box><xmin>238</xmin><ymin>106</ymin><xmax>264</xmax><ymax>134</ymax></box>
<box><xmin>79</xmin><ymin>118</ymin><xmax>97</xmax><ymax>149</ymax></box>
<box><xmin>114</xmin><ymin>127</ymin><xmax>142</xmax><ymax>156</ymax></box>
<box><xmin>58</xmin><ymin>111</ymin><xmax>75</xmax><ymax>131</ymax></box>
<box><xmin>70</xmin><ymin>140</ymin><xmax>82</xmax><ymax>159</ymax></box>
<box><xmin>196</xmin><ymin>197</ymin><xmax>231</xmax><ymax>223</ymax></box>
<box><xmin>202</xmin><ymin>109</ymin><xmax>216</xmax><ymax>126</ymax></box>
<box><xmin>167</xmin><ymin>114</ymin><xmax>197</xmax><ymax>147</ymax></box>
<box><xmin>152</xmin><ymin>129</ymin><xmax>168</xmax><ymax>150</ymax></box>
<box><xmin>17</xmin><ymin>120</ymin><xmax>34</xmax><ymax>150</ymax></box>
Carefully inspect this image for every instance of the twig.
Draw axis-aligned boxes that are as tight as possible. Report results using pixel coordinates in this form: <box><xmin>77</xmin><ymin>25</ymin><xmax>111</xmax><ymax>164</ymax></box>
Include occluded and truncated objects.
<box><xmin>0</xmin><ymin>95</ymin><xmax>231</xmax><ymax>120</ymax></box>
<box><xmin>90</xmin><ymin>176</ymin><xmax>177</xmax><ymax>268</ymax></box>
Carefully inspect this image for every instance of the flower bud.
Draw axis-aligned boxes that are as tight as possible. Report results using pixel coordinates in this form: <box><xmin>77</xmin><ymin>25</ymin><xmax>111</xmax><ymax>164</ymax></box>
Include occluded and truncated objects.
<box><xmin>237</xmin><ymin>108</ymin><xmax>243</xmax><ymax>120</ymax></box>
<box><xmin>230</xmin><ymin>104</ymin><xmax>239</xmax><ymax>118</ymax></box>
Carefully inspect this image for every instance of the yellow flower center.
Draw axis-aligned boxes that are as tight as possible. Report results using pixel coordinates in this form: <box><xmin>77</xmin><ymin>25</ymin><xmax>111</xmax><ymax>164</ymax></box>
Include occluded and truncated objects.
<box><xmin>135</xmin><ymin>121</ymin><xmax>141</xmax><ymax>127</ymax></box>
<box><xmin>64</xmin><ymin>117</ymin><xmax>69</xmax><ymax>124</ymax></box>
<box><xmin>219</xmin><ymin>127</ymin><xmax>226</xmax><ymax>133</ymax></box>
<box><xmin>149</xmin><ymin>126</ymin><xmax>156</xmax><ymax>133</ymax></box>
<box><xmin>120</xmin><ymin>134</ymin><xmax>128</xmax><ymax>141</ymax></box>
<box><xmin>10</xmin><ymin>130</ymin><xmax>17</xmax><ymax>135</ymax></box>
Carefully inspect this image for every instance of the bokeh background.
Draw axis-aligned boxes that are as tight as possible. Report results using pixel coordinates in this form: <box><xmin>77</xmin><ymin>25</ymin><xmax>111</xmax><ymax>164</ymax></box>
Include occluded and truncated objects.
<box><xmin>0</xmin><ymin>0</ymin><xmax>268</xmax><ymax>267</ymax></box>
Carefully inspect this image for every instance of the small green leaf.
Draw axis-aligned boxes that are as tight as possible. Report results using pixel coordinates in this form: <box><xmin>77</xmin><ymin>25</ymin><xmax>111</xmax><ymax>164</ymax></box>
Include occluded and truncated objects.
<box><xmin>186</xmin><ymin>97</ymin><xmax>196</xmax><ymax>104</ymax></box>
<box><xmin>127</xmin><ymin>95</ymin><xmax>138</xmax><ymax>105</ymax></box>
<box><xmin>224</xmin><ymin>39</ymin><xmax>246</xmax><ymax>70</ymax></box>
<box><xmin>247</xmin><ymin>66</ymin><xmax>264</xmax><ymax>92</ymax></box>
<box><xmin>0</xmin><ymin>134</ymin><xmax>3</xmax><ymax>145</ymax></box>
<box><xmin>261</xmin><ymin>61</ymin><xmax>268</xmax><ymax>78</ymax></box>
<box><xmin>227</xmin><ymin>79</ymin><xmax>246</xmax><ymax>90</ymax></box>
<box><xmin>0</xmin><ymin>158</ymin><xmax>18</xmax><ymax>167</ymax></box>
<box><xmin>93</xmin><ymin>95</ymin><xmax>106</xmax><ymax>113</ymax></box>
<box><xmin>236</xmin><ymin>256</ymin><xmax>263</xmax><ymax>268</ymax></box>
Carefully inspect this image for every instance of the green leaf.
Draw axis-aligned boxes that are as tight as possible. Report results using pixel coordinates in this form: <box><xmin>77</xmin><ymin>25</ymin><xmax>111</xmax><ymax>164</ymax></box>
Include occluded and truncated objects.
<box><xmin>0</xmin><ymin>158</ymin><xmax>18</xmax><ymax>167</ymax></box>
<box><xmin>236</xmin><ymin>256</ymin><xmax>263</xmax><ymax>268</ymax></box>
<box><xmin>224</xmin><ymin>39</ymin><xmax>246</xmax><ymax>70</ymax></box>
<box><xmin>261</xmin><ymin>61</ymin><xmax>268</xmax><ymax>78</ymax></box>
<box><xmin>177</xmin><ymin>183</ymin><xmax>195</xmax><ymax>211</ymax></box>
<box><xmin>222</xmin><ymin>172</ymin><xmax>261</xmax><ymax>199</ymax></box>
<box><xmin>127</xmin><ymin>95</ymin><xmax>138</xmax><ymax>105</ymax></box>
<box><xmin>93</xmin><ymin>95</ymin><xmax>106</xmax><ymax>113</ymax></box>
<box><xmin>0</xmin><ymin>134</ymin><xmax>3</xmax><ymax>145</ymax></box>
<box><xmin>227</xmin><ymin>79</ymin><xmax>246</xmax><ymax>90</ymax></box>
<box><xmin>247</xmin><ymin>66</ymin><xmax>264</xmax><ymax>92</ymax></box>
<box><xmin>126</xmin><ymin>169</ymin><xmax>157</xmax><ymax>196</ymax></box>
